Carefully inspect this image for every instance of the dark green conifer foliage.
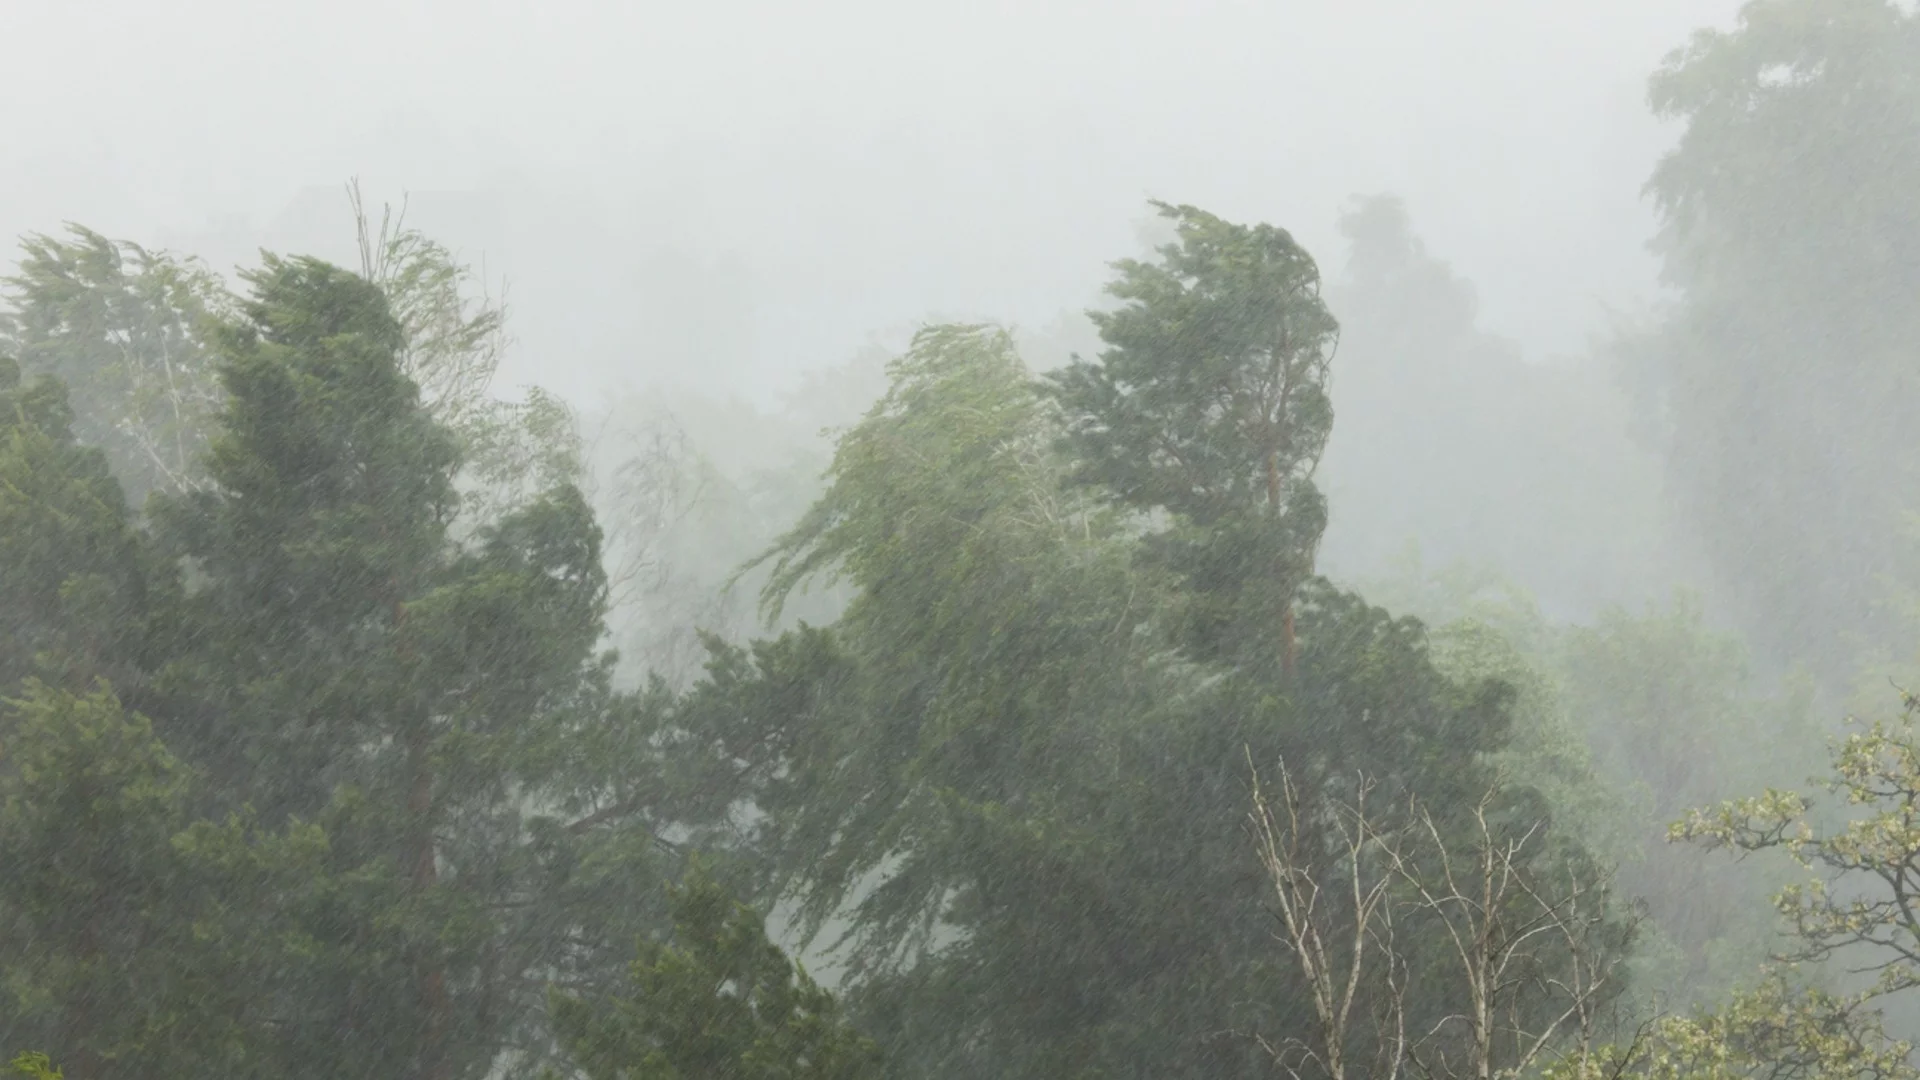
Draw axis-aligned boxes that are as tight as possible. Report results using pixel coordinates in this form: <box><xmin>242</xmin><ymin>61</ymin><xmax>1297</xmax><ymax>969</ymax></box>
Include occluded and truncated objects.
<box><xmin>151</xmin><ymin>254</ymin><xmax>463</xmax><ymax>820</ymax></box>
<box><xmin>143</xmin><ymin>255</ymin><xmax>630</xmax><ymax>1080</ymax></box>
<box><xmin>0</xmin><ymin>682</ymin><xmax>192</xmax><ymax>1076</ymax></box>
<box><xmin>0</xmin><ymin>681</ymin><xmax>368</xmax><ymax>1080</ymax></box>
<box><xmin>550</xmin><ymin>867</ymin><xmax>884</xmax><ymax>1080</ymax></box>
<box><xmin>0</xmin><ymin>683</ymin><xmax>277</xmax><ymax>1080</ymax></box>
<box><xmin>1047</xmin><ymin>201</ymin><xmax>1339</xmax><ymax>669</ymax></box>
<box><xmin>0</xmin><ymin>357</ymin><xmax>152</xmax><ymax>694</ymax></box>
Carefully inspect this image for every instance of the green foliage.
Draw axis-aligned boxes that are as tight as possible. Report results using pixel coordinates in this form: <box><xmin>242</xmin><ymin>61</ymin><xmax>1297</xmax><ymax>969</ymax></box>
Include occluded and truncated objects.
<box><xmin>349</xmin><ymin>181</ymin><xmax>506</xmax><ymax>429</ymax></box>
<box><xmin>125</xmin><ymin>251</ymin><xmax>653</xmax><ymax>1079</ymax></box>
<box><xmin>1629</xmin><ymin>0</ymin><xmax>1920</xmax><ymax>681</ymax></box>
<box><xmin>0</xmin><ymin>682</ymin><xmax>190</xmax><ymax>1068</ymax></box>
<box><xmin>149</xmin><ymin>253</ymin><xmax>464</xmax><ymax>817</ymax></box>
<box><xmin>1048</xmin><ymin>201</ymin><xmax>1338</xmax><ymax>666</ymax></box>
<box><xmin>550</xmin><ymin>866</ymin><xmax>883</xmax><ymax>1080</ymax></box>
<box><xmin>757</xmin><ymin>323</ymin><xmax>1060</xmax><ymax>626</ymax></box>
<box><xmin>1</xmin><ymin>226</ymin><xmax>230</xmax><ymax>504</ymax></box>
<box><xmin>1427</xmin><ymin>618</ymin><xmax>1629</xmax><ymax>859</ymax></box>
<box><xmin>460</xmin><ymin>384</ymin><xmax>587</xmax><ymax>529</ymax></box>
<box><xmin>1550</xmin><ymin>971</ymin><xmax>1915</xmax><ymax>1080</ymax></box>
<box><xmin>722</xmin><ymin>318</ymin><xmax>1566</xmax><ymax>1079</ymax></box>
<box><xmin>0</xmin><ymin>213</ymin><xmax>717</xmax><ymax>1080</ymax></box>
<box><xmin>1</xmin><ymin>194</ymin><xmax>584</xmax><ymax>547</ymax></box>
<box><xmin>0</xmin><ymin>357</ymin><xmax>151</xmax><ymax>692</ymax></box>
<box><xmin>0</xmin><ymin>682</ymin><xmax>280</xmax><ymax>1079</ymax></box>
<box><xmin>0</xmin><ymin>180</ymin><xmax>1822</xmax><ymax>1080</ymax></box>
<box><xmin>1560</xmin><ymin>687</ymin><xmax>1920</xmax><ymax>1080</ymax></box>
<box><xmin>1674</xmin><ymin>690</ymin><xmax>1920</xmax><ymax>1000</ymax></box>
<box><xmin>1048</xmin><ymin>200</ymin><xmax>1337</xmax><ymax>528</ymax></box>
<box><xmin>5</xmin><ymin>1054</ymin><xmax>61</xmax><ymax>1080</ymax></box>
<box><xmin>1561</xmin><ymin>596</ymin><xmax>1821</xmax><ymax>1006</ymax></box>
<box><xmin>1562</xmin><ymin>596</ymin><xmax>1812</xmax><ymax>834</ymax></box>
<box><xmin>751</xmin><ymin>322</ymin><xmax>1144</xmax><ymax>955</ymax></box>
<box><xmin>1364</xmin><ymin>547</ymin><xmax>1828</xmax><ymax>1011</ymax></box>
<box><xmin>347</xmin><ymin>181</ymin><xmax>593</xmax><ymax>539</ymax></box>
<box><xmin>347</xmin><ymin>182</ymin><xmax>591</xmax><ymax>531</ymax></box>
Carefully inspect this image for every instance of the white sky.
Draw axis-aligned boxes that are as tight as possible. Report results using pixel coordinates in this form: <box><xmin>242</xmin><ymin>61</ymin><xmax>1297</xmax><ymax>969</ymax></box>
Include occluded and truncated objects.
<box><xmin>0</xmin><ymin>0</ymin><xmax>1743</xmax><ymax>404</ymax></box>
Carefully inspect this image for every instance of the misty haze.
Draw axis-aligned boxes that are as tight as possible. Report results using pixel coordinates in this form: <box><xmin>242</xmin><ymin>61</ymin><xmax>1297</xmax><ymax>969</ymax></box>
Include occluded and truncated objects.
<box><xmin>0</xmin><ymin>1</ymin><xmax>1917</xmax><ymax>1078</ymax></box>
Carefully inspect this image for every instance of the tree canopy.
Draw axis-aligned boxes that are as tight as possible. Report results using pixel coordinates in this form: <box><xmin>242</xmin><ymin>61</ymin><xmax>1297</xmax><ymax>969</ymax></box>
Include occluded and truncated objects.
<box><xmin>2</xmin><ymin>19</ymin><xmax>1913</xmax><ymax>1069</ymax></box>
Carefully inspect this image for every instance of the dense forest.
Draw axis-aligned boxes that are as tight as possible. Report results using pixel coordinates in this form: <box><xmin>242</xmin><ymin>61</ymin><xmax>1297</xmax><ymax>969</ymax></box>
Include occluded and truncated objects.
<box><xmin>3</xmin><ymin>2</ymin><xmax>1920</xmax><ymax>1078</ymax></box>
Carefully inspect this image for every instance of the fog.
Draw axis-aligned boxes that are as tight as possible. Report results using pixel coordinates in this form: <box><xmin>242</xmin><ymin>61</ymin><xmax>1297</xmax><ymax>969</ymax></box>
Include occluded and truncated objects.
<box><xmin>2</xmin><ymin>0</ymin><xmax>1734</xmax><ymax>402</ymax></box>
<box><xmin>9</xmin><ymin>2</ymin><xmax>1920</xmax><ymax>1077</ymax></box>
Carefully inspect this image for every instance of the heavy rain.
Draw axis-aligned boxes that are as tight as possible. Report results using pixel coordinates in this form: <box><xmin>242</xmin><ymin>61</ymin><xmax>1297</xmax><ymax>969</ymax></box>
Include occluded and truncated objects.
<box><xmin>0</xmin><ymin>1</ymin><xmax>1917</xmax><ymax>1077</ymax></box>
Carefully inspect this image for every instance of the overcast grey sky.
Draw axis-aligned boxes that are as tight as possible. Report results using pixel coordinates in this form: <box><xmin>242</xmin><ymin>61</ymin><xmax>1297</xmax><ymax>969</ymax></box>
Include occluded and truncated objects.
<box><xmin>0</xmin><ymin>0</ymin><xmax>1741</xmax><ymax>404</ymax></box>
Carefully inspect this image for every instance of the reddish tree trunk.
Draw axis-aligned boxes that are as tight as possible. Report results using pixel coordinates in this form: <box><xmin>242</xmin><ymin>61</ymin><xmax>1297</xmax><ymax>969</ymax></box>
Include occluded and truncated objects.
<box><xmin>1268</xmin><ymin>451</ymin><xmax>1298</xmax><ymax>676</ymax></box>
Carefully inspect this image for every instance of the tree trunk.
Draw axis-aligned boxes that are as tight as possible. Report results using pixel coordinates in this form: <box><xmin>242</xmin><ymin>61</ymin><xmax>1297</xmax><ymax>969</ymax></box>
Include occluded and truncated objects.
<box><xmin>1268</xmin><ymin>451</ymin><xmax>1298</xmax><ymax>676</ymax></box>
<box><xmin>406</xmin><ymin>724</ymin><xmax>453</xmax><ymax>1080</ymax></box>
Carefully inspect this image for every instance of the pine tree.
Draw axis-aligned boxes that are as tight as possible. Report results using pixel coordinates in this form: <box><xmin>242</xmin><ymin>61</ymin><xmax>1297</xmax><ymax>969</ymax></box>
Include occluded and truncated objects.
<box><xmin>1047</xmin><ymin>200</ymin><xmax>1340</xmax><ymax>672</ymax></box>
<box><xmin>0</xmin><ymin>356</ymin><xmax>153</xmax><ymax>696</ymax></box>
<box><xmin>0</xmin><ymin>682</ymin><xmax>289</xmax><ymax>1080</ymax></box>
<box><xmin>147</xmin><ymin>254</ymin><xmax>633</xmax><ymax>1080</ymax></box>
<box><xmin>550</xmin><ymin>866</ymin><xmax>884</xmax><ymax>1080</ymax></box>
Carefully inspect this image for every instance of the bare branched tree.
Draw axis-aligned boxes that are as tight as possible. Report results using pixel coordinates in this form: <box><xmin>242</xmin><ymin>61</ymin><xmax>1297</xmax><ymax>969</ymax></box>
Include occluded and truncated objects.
<box><xmin>1389</xmin><ymin>786</ymin><xmax>1638</xmax><ymax>1080</ymax></box>
<box><xmin>1248</xmin><ymin>755</ymin><xmax>1640</xmax><ymax>1080</ymax></box>
<box><xmin>1248</xmin><ymin>752</ymin><xmax>1404</xmax><ymax>1080</ymax></box>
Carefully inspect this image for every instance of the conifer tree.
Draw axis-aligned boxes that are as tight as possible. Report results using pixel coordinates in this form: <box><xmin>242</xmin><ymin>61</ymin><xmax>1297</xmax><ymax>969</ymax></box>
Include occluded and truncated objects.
<box><xmin>550</xmin><ymin>867</ymin><xmax>884</xmax><ymax>1080</ymax></box>
<box><xmin>0</xmin><ymin>356</ymin><xmax>154</xmax><ymax>697</ymax></box>
<box><xmin>1047</xmin><ymin>201</ymin><xmax>1340</xmax><ymax>672</ymax></box>
<box><xmin>148</xmin><ymin>255</ymin><xmax>633</xmax><ymax>1080</ymax></box>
